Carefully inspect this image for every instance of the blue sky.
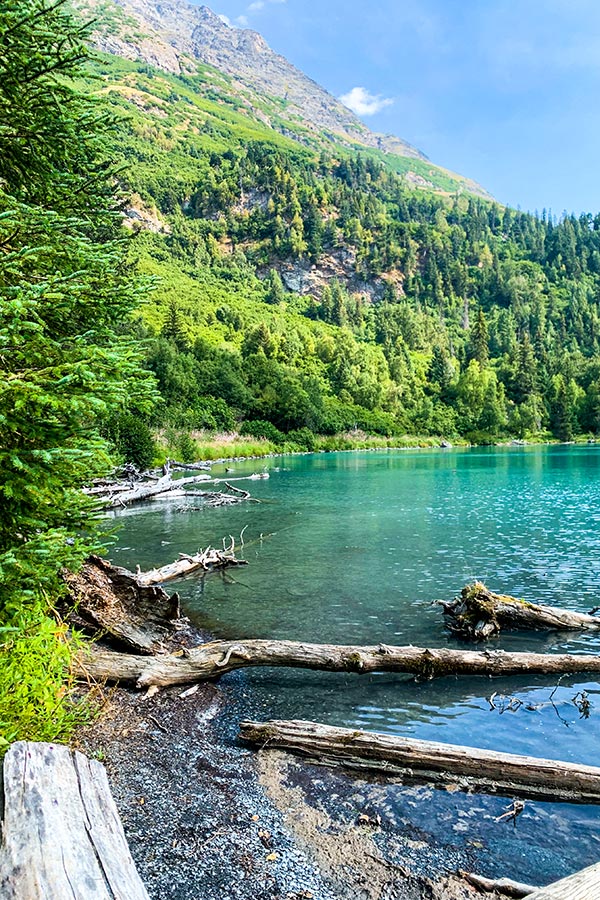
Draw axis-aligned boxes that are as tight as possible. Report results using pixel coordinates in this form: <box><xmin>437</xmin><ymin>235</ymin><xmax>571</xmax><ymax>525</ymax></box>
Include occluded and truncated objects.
<box><xmin>206</xmin><ymin>0</ymin><xmax>600</xmax><ymax>214</ymax></box>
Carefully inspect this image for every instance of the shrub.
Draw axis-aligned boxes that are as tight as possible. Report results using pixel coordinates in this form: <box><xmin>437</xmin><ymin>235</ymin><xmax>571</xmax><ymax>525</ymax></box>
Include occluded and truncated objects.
<box><xmin>106</xmin><ymin>413</ymin><xmax>156</xmax><ymax>470</ymax></box>
<box><xmin>240</xmin><ymin>419</ymin><xmax>285</xmax><ymax>444</ymax></box>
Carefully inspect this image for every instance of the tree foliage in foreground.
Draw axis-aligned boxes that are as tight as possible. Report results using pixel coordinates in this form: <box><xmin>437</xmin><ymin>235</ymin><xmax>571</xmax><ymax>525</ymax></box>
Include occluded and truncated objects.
<box><xmin>0</xmin><ymin>0</ymin><xmax>154</xmax><ymax>749</ymax></box>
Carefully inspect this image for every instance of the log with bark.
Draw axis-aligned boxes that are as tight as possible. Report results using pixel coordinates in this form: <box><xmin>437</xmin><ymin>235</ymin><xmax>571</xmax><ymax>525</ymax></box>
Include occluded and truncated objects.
<box><xmin>442</xmin><ymin>582</ymin><xmax>600</xmax><ymax>640</ymax></box>
<box><xmin>74</xmin><ymin>637</ymin><xmax>600</xmax><ymax>688</ymax></box>
<box><xmin>238</xmin><ymin>719</ymin><xmax>600</xmax><ymax>804</ymax></box>
<box><xmin>64</xmin><ymin>555</ymin><xmax>181</xmax><ymax>654</ymax></box>
<box><xmin>0</xmin><ymin>741</ymin><xmax>149</xmax><ymax>900</ymax></box>
<box><xmin>65</xmin><ymin>543</ymin><xmax>246</xmax><ymax>652</ymax></box>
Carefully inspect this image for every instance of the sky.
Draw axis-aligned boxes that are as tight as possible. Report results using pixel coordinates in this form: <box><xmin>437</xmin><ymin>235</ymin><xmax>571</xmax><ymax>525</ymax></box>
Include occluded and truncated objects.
<box><xmin>204</xmin><ymin>0</ymin><xmax>600</xmax><ymax>215</ymax></box>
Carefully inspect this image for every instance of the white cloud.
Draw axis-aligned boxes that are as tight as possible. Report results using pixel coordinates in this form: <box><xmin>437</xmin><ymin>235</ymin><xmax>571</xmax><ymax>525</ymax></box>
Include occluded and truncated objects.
<box><xmin>235</xmin><ymin>14</ymin><xmax>249</xmax><ymax>26</ymax></box>
<box><xmin>248</xmin><ymin>0</ymin><xmax>265</xmax><ymax>9</ymax></box>
<box><xmin>217</xmin><ymin>13</ymin><xmax>231</xmax><ymax>25</ymax></box>
<box><xmin>340</xmin><ymin>86</ymin><xmax>394</xmax><ymax>117</ymax></box>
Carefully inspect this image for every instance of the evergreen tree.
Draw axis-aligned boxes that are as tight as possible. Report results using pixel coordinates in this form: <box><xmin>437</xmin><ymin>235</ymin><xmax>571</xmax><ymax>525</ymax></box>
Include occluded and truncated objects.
<box><xmin>0</xmin><ymin>0</ymin><xmax>154</xmax><ymax>747</ymax></box>
<box><xmin>468</xmin><ymin>308</ymin><xmax>490</xmax><ymax>366</ymax></box>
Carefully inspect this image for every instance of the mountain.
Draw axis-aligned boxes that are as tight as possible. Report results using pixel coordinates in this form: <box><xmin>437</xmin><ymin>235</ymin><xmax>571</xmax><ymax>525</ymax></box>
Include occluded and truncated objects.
<box><xmin>81</xmin><ymin>0</ymin><xmax>490</xmax><ymax>198</ymax></box>
<box><xmin>65</xmin><ymin>0</ymin><xmax>600</xmax><ymax>453</ymax></box>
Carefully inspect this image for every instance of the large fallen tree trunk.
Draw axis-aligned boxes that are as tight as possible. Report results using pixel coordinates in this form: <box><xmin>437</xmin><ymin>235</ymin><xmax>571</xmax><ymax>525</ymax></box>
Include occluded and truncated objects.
<box><xmin>239</xmin><ymin>719</ymin><xmax>600</xmax><ymax>804</ymax></box>
<box><xmin>74</xmin><ymin>638</ymin><xmax>600</xmax><ymax>688</ymax></box>
<box><xmin>64</xmin><ymin>555</ymin><xmax>180</xmax><ymax>654</ymax></box>
<box><xmin>136</xmin><ymin>543</ymin><xmax>247</xmax><ymax>586</ymax></box>
<box><xmin>0</xmin><ymin>741</ymin><xmax>149</xmax><ymax>899</ymax></box>
<box><xmin>443</xmin><ymin>582</ymin><xmax>600</xmax><ymax>640</ymax></box>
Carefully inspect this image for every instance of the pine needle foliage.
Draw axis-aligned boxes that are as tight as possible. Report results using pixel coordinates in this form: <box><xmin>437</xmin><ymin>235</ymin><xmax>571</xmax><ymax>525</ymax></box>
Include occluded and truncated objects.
<box><xmin>0</xmin><ymin>0</ymin><xmax>155</xmax><ymax>749</ymax></box>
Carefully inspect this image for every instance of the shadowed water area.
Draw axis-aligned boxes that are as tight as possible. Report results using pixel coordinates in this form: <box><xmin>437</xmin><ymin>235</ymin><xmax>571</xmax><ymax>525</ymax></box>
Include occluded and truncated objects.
<box><xmin>112</xmin><ymin>446</ymin><xmax>600</xmax><ymax>886</ymax></box>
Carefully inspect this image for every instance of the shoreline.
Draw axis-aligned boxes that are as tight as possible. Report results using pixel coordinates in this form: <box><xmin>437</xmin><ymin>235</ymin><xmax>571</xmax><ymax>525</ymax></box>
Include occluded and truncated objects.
<box><xmin>176</xmin><ymin>437</ymin><xmax>593</xmax><ymax>471</ymax></box>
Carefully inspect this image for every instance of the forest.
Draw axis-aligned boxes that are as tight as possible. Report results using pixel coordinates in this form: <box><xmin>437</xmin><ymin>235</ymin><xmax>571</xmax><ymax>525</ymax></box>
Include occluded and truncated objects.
<box><xmin>86</xmin><ymin>52</ymin><xmax>600</xmax><ymax>460</ymax></box>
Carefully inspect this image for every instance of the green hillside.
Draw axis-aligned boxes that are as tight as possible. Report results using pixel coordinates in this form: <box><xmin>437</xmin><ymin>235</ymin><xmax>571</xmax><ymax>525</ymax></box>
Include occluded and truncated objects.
<box><xmin>86</xmin><ymin>50</ymin><xmax>600</xmax><ymax>453</ymax></box>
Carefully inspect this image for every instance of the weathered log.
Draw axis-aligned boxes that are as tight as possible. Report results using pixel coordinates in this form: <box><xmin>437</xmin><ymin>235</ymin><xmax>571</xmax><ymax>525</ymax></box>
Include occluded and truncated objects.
<box><xmin>167</xmin><ymin>458</ymin><xmax>212</xmax><ymax>471</ymax></box>
<box><xmin>443</xmin><ymin>582</ymin><xmax>600</xmax><ymax>640</ymax></box>
<box><xmin>238</xmin><ymin>719</ymin><xmax>600</xmax><ymax>804</ymax></box>
<box><xmin>64</xmin><ymin>555</ymin><xmax>180</xmax><ymax>654</ymax></box>
<box><xmin>461</xmin><ymin>872</ymin><xmax>539</xmax><ymax>897</ymax></box>
<box><xmin>74</xmin><ymin>638</ymin><xmax>600</xmax><ymax>688</ymax></box>
<box><xmin>135</xmin><ymin>543</ymin><xmax>247</xmax><ymax>586</ymax></box>
<box><xmin>98</xmin><ymin>471</ymin><xmax>213</xmax><ymax>508</ymax></box>
<box><xmin>0</xmin><ymin>741</ymin><xmax>149</xmax><ymax>900</ymax></box>
<box><xmin>525</xmin><ymin>861</ymin><xmax>600</xmax><ymax>899</ymax></box>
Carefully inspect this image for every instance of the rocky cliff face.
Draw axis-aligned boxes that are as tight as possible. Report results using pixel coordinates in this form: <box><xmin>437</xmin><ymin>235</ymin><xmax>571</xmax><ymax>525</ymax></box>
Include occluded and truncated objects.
<box><xmin>85</xmin><ymin>0</ymin><xmax>426</xmax><ymax>160</ymax></box>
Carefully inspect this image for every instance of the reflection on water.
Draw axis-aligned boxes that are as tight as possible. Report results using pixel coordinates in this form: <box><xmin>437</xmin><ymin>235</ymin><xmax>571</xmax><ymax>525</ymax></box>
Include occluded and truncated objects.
<box><xmin>112</xmin><ymin>446</ymin><xmax>600</xmax><ymax>884</ymax></box>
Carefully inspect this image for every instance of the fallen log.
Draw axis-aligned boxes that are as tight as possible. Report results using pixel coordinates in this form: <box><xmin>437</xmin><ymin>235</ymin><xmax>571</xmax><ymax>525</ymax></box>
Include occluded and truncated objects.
<box><xmin>442</xmin><ymin>582</ymin><xmax>600</xmax><ymax>640</ymax></box>
<box><xmin>461</xmin><ymin>872</ymin><xmax>539</xmax><ymax>897</ymax></box>
<box><xmin>167</xmin><ymin>458</ymin><xmax>212</xmax><ymax>471</ymax></box>
<box><xmin>0</xmin><ymin>741</ymin><xmax>149</xmax><ymax>899</ymax></box>
<box><xmin>135</xmin><ymin>542</ymin><xmax>247</xmax><ymax>586</ymax></box>
<box><xmin>64</xmin><ymin>555</ymin><xmax>180</xmax><ymax>654</ymax></box>
<box><xmin>238</xmin><ymin>719</ymin><xmax>600</xmax><ymax>804</ymax></box>
<box><xmin>98</xmin><ymin>471</ymin><xmax>213</xmax><ymax>508</ymax></box>
<box><xmin>74</xmin><ymin>638</ymin><xmax>600</xmax><ymax>688</ymax></box>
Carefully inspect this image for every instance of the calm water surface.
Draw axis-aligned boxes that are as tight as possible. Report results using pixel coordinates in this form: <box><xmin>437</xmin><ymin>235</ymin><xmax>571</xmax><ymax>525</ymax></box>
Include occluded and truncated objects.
<box><xmin>112</xmin><ymin>446</ymin><xmax>600</xmax><ymax>883</ymax></box>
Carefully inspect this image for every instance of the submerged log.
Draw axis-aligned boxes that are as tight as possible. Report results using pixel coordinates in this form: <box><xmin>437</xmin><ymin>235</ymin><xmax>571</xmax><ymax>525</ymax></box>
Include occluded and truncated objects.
<box><xmin>0</xmin><ymin>741</ymin><xmax>149</xmax><ymax>899</ymax></box>
<box><xmin>136</xmin><ymin>543</ymin><xmax>247</xmax><ymax>586</ymax></box>
<box><xmin>64</xmin><ymin>555</ymin><xmax>180</xmax><ymax>654</ymax></box>
<box><xmin>74</xmin><ymin>637</ymin><xmax>600</xmax><ymax>688</ymax></box>
<box><xmin>443</xmin><ymin>582</ymin><xmax>600</xmax><ymax>641</ymax></box>
<box><xmin>239</xmin><ymin>719</ymin><xmax>600</xmax><ymax>804</ymax></box>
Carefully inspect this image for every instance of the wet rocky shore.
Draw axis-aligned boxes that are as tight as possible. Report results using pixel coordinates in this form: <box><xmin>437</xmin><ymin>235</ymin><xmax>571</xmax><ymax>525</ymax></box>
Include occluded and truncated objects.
<box><xmin>77</xmin><ymin>665</ymin><xmax>506</xmax><ymax>900</ymax></box>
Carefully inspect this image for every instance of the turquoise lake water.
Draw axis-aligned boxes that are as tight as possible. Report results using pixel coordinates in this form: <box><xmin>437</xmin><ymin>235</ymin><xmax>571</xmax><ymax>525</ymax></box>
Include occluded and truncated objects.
<box><xmin>112</xmin><ymin>446</ymin><xmax>600</xmax><ymax>883</ymax></box>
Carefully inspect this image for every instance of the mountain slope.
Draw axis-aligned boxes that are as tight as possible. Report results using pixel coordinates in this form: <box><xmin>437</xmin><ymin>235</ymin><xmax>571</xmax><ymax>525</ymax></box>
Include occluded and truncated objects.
<box><xmin>65</xmin><ymin>0</ymin><xmax>600</xmax><ymax>452</ymax></box>
<box><xmin>80</xmin><ymin>0</ymin><xmax>490</xmax><ymax>198</ymax></box>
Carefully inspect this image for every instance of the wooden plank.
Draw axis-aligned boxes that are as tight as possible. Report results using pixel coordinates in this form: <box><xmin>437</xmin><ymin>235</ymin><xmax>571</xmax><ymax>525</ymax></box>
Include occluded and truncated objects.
<box><xmin>0</xmin><ymin>741</ymin><xmax>149</xmax><ymax>900</ymax></box>
<box><xmin>525</xmin><ymin>861</ymin><xmax>600</xmax><ymax>899</ymax></box>
<box><xmin>239</xmin><ymin>719</ymin><xmax>600</xmax><ymax>804</ymax></box>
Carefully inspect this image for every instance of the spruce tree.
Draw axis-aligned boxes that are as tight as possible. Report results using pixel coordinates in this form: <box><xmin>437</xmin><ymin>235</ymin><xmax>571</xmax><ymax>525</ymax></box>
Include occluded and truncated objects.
<box><xmin>0</xmin><ymin>0</ymin><xmax>154</xmax><ymax>747</ymax></box>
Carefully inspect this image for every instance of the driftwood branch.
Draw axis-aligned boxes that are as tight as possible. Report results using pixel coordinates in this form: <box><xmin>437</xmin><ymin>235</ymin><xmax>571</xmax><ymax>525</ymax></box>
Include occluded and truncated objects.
<box><xmin>74</xmin><ymin>638</ymin><xmax>600</xmax><ymax>688</ymax></box>
<box><xmin>460</xmin><ymin>871</ymin><xmax>539</xmax><ymax>897</ymax></box>
<box><xmin>0</xmin><ymin>741</ymin><xmax>149</xmax><ymax>900</ymax></box>
<box><xmin>167</xmin><ymin>458</ymin><xmax>211</xmax><ymax>471</ymax></box>
<box><xmin>443</xmin><ymin>582</ymin><xmax>600</xmax><ymax>640</ymax></box>
<box><xmin>136</xmin><ymin>543</ymin><xmax>247</xmax><ymax>586</ymax></box>
<box><xmin>238</xmin><ymin>719</ymin><xmax>600</xmax><ymax>804</ymax></box>
<box><xmin>90</xmin><ymin>471</ymin><xmax>214</xmax><ymax>508</ymax></box>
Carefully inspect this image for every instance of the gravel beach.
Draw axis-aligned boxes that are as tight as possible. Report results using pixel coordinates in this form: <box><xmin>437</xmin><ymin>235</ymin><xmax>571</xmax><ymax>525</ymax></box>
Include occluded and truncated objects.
<box><xmin>76</xmin><ymin>662</ymin><xmax>506</xmax><ymax>900</ymax></box>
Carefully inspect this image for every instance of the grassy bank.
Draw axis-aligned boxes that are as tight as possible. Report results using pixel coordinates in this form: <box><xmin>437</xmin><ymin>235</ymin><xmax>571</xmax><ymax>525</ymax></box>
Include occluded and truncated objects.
<box><xmin>153</xmin><ymin>428</ymin><xmax>468</xmax><ymax>463</ymax></box>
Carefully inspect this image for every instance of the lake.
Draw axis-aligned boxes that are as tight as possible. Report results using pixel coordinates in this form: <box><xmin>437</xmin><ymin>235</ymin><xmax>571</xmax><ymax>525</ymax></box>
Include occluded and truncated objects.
<box><xmin>111</xmin><ymin>445</ymin><xmax>600</xmax><ymax>884</ymax></box>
